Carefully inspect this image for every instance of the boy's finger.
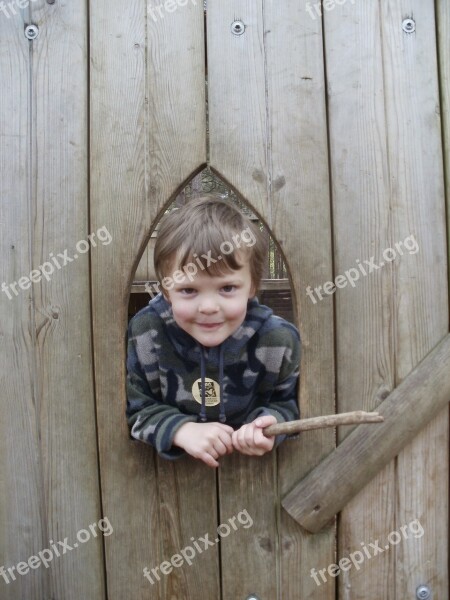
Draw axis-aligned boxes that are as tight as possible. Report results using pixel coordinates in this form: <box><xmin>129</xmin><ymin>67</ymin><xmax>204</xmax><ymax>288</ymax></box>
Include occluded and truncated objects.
<box><xmin>201</xmin><ymin>452</ymin><xmax>219</xmax><ymax>468</ymax></box>
<box><xmin>218</xmin><ymin>424</ymin><xmax>235</xmax><ymax>434</ymax></box>
<box><xmin>255</xmin><ymin>415</ymin><xmax>278</xmax><ymax>428</ymax></box>
<box><xmin>215</xmin><ymin>437</ymin><xmax>232</xmax><ymax>455</ymax></box>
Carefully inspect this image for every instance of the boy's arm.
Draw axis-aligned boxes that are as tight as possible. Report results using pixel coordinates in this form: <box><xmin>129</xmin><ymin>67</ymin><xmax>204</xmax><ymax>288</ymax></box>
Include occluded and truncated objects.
<box><xmin>126</xmin><ymin>319</ymin><xmax>197</xmax><ymax>460</ymax></box>
<box><xmin>244</xmin><ymin>324</ymin><xmax>301</xmax><ymax>447</ymax></box>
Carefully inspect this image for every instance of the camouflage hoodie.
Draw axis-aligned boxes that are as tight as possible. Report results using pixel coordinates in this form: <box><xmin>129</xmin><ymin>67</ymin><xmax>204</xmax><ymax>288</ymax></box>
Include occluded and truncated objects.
<box><xmin>126</xmin><ymin>293</ymin><xmax>300</xmax><ymax>460</ymax></box>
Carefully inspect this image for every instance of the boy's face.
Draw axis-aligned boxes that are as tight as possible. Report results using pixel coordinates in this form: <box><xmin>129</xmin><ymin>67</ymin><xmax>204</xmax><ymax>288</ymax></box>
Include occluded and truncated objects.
<box><xmin>164</xmin><ymin>259</ymin><xmax>255</xmax><ymax>348</ymax></box>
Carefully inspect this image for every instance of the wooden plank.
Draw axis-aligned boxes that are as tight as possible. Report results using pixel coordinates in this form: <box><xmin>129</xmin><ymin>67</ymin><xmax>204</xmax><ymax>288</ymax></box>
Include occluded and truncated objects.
<box><xmin>322</xmin><ymin>2</ymin><xmax>396</xmax><ymax>596</ymax></box>
<box><xmin>90</xmin><ymin>1</ymin><xmax>212</xmax><ymax>598</ymax></box>
<box><xmin>207</xmin><ymin>4</ymin><xmax>278</xmax><ymax>597</ymax></box>
<box><xmin>282</xmin><ymin>333</ymin><xmax>450</xmax><ymax>531</ymax></box>
<box><xmin>262</xmin><ymin>2</ymin><xmax>336</xmax><ymax>599</ymax></box>
<box><xmin>380</xmin><ymin>1</ymin><xmax>449</xmax><ymax>596</ymax></box>
<box><xmin>31</xmin><ymin>2</ymin><xmax>105</xmax><ymax>597</ymax></box>
<box><xmin>208</xmin><ymin>1</ymin><xmax>269</xmax><ymax>220</ymax></box>
<box><xmin>31</xmin><ymin>2</ymin><xmax>105</xmax><ymax>596</ymax></box>
<box><xmin>1</xmin><ymin>3</ymin><xmax>105</xmax><ymax>599</ymax></box>
<box><xmin>208</xmin><ymin>2</ymin><xmax>335</xmax><ymax>598</ymax></box>
<box><xmin>317</xmin><ymin>2</ymin><xmax>395</xmax><ymax>600</ymax></box>
<box><xmin>0</xmin><ymin>11</ymin><xmax>47</xmax><ymax>600</ymax></box>
<box><xmin>437</xmin><ymin>1</ymin><xmax>450</xmax><ymax>255</ymax></box>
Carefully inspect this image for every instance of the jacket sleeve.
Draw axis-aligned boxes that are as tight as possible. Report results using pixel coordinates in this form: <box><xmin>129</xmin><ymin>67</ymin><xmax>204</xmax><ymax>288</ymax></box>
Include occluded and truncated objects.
<box><xmin>245</xmin><ymin>323</ymin><xmax>301</xmax><ymax>447</ymax></box>
<box><xmin>126</xmin><ymin>316</ymin><xmax>198</xmax><ymax>460</ymax></box>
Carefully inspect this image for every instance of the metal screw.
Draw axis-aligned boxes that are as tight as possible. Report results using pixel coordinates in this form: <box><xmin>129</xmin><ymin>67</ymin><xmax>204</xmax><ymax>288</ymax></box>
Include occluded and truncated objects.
<box><xmin>24</xmin><ymin>24</ymin><xmax>39</xmax><ymax>40</ymax></box>
<box><xmin>402</xmin><ymin>18</ymin><xmax>415</xmax><ymax>33</ymax></box>
<box><xmin>416</xmin><ymin>585</ymin><xmax>431</xmax><ymax>600</ymax></box>
<box><xmin>231</xmin><ymin>20</ymin><xmax>245</xmax><ymax>36</ymax></box>
<box><xmin>246</xmin><ymin>596</ymin><xmax>260</xmax><ymax>600</ymax></box>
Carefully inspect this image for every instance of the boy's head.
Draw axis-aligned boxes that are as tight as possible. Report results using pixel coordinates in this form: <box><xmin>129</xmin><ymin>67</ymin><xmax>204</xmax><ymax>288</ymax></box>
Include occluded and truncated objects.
<box><xmin>154</xmin><ymin>196</ymin><xmax>267</xmax><ymax>295</ymax></box>
<box><xmin>153</xmin><ymin>196</ymin><xmax>268</xmax><ymax>347</ymax></box>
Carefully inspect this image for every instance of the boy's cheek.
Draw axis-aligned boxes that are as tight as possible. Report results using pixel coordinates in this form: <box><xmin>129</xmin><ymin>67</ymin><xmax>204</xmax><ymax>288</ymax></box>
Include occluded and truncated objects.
<box><xmin>171</xmin><ymin>304</ymin><xmax>192</xmax><ymax>322</ymax></box>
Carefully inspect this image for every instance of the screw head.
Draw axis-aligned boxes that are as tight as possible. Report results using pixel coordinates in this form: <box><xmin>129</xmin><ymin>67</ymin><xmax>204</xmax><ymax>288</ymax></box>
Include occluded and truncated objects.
<box><xmin>24</xmin><ymin>24</ymin><xmax>39</xmax><ymax>40</ymax></box>
<box><xmin>231</xmin><ymin>20</ymin><xmax>245</xmax><ymax>36</ymax></box>
<box><xmin>416</xmin><ymin>585</ymin><xmax>431</xmax><ymax>600</ymax></box>
<box><xmin>402</xmin><ymin>18</ymin><xmax>416</xmax><ymax>33</ymax></box>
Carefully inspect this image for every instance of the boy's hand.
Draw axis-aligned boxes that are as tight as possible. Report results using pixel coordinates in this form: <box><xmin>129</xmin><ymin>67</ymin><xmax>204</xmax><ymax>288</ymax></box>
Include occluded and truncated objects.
<box><xmin>232</xmin><ymin>415</ymin><xmax>277</xmax><ymax>456</ymax></box>
<box><xmin>172</xmin><ymin>422</ymin><xmax>234</xmax><ymax>468</ymax></box>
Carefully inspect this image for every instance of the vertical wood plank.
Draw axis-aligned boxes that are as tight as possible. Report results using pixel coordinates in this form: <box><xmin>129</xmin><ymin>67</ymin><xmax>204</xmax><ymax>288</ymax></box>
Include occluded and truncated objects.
<box><xmin>437</xmin><ymin>0</ymin><xmax>450</xmax><ymax>251</ymax></box>
<box><xmin>208</xmin><ymin>1</ymin><xmax>269</xmax><ymax>220</ymax></box>
<box><xmin>1</xmin><ymin>2</ymin><xmax>105</xmax><ymax>598</ymax></box>
<box><xmin>32</xmin><ymin>1</ymin><xmax>106</xmax><ymax>595</ymax></box>
<box><xmin>263</xmin><ymin>2</ymin><xmax>336</xmax><ymax>599</ymax></box>
<box><xmin>90</xmin><ymin>1</ymin><xmax>214</xmax><ymax>598</ymax></box>
<box><xmin>381</xmin><ymin>1</ymin><xmax>448</xmax><ymax>596</ymax></box>
<box><xmin>324</xmin><ymin>2</ymin><xmax>396</xmax><ymax>598</ymax></box>
<box><xmin>208</xmin><ymin>3</ymin><xmax>277</xmax><ymax>598</ymax></box>
<box><xmin>0</xmin><ymin>10</ymin><xmax>48</xmax><ymax>600</ymax></box>
<box><xmin>208</xmin><ymin>2</ymin><xmax>335</xmax><ymax>598</ymax></box>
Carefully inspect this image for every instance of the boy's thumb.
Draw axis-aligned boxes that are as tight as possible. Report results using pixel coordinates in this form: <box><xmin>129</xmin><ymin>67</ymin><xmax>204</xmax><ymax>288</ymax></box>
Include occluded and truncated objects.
<box><xmin>255</xmin><ymin>416</ymin><xmax>274</xmax><ymax>428</ymax></box>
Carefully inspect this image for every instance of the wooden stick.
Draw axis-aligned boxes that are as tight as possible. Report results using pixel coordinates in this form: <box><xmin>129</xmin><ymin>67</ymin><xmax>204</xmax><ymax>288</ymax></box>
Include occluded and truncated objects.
<box><xmin>263</xmin><ymin>411</ymin><xmax>384</xmax><ymax>437</ymax></box>
<box><xmin>282</xmin><ymin>332</ymin><xmax>450</xmax><ymax>533</ymax></box>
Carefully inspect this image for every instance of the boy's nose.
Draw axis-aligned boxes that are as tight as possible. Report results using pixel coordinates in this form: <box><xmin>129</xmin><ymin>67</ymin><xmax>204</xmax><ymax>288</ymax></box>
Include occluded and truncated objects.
<box><xmin>198</xmin><ymin>297</ymin><xmax>220</xmax><ymax>314</ymax></box>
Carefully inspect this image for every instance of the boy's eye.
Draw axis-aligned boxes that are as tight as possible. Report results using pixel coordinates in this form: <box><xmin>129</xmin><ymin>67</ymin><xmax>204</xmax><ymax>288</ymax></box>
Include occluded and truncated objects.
<box><xmin>179</xmin><ymin>288</ymin><xmax>196</xmax><ymax>295</ymax></box>
<box><xmin>221</xmin><ymin>285</ymin><xmax>236</xmax><ymax>293</ymax></box>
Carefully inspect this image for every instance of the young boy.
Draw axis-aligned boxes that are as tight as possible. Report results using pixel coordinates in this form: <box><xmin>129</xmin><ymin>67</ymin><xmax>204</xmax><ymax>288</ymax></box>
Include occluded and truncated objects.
<box><xmin>126</xmin><ymin>196</ymin><xmax>300</xmax><ymax>468</ymax></box>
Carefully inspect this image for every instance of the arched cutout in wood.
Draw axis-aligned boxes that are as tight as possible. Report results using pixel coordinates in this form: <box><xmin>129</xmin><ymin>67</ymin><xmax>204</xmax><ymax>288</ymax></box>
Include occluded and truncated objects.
<box><xmin>128</xmin><ymin>167</ymin><xmax>296</xmax><ymax>327</ymax></box>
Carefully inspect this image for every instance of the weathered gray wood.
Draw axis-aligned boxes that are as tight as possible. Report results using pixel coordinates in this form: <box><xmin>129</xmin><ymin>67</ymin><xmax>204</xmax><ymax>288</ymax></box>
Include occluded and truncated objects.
<box><xmin>381</xmin><ymin>2</ymin><xmax>449</xmax><ymax>595</ymax></box>
<box><xmin>90</xmin><ymin>0</ymin><xmax>213</xmax><ymax>598</ymax></box>
<box><xmin>323</xmin><ymin>1</ymin><xmax>398</xmax><ymax>595</ymax></box>
<box><xmin>208</xmin><ymin>1</ymin><xmax>335</xmax><ymax>598</ymax></box>
<box><xmin>0</xmin><ymin>11</ymin><xmax>47</xmax><ymax>600</ymax></box>
<box><xmin>207</xmin><ymin>5</ymin><xmax>278</xmax><ymax>597</ymax></box>
<box><xmin>1</xmin><ymin>4</ymin><xmax>105</xmax><ymax>599</ymax></box>
<box><xmin>282</xmin><ymin>333</ymin><xmax>450</xmax><ymax>534</ymax></box>
<box><xmin>437</xmin><ymin>0</ymin><xmax>450</xmax><ymax>248</ymax></box>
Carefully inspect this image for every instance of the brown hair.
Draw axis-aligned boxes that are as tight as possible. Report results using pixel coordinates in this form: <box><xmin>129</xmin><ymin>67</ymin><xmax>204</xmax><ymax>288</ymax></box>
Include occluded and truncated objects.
<box><xmin>154</xmin><ymin>196</ymin><xmax>267</xmax><ymax>294</ymax></box>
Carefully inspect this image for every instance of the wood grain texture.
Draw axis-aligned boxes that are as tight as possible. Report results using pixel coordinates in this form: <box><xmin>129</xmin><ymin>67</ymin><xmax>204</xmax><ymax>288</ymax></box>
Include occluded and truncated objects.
<box><xmin>263</xmin><ymin>4</ymin><xmax>336</xmax><ymax>598</ymax></box>
<box><xmin>437</xmin><ymin>1</ymin><xmax>450</xmax><ymax>268</ymax></box>
<box><xmin>264</xmin><ymin>412</ymin><xmax>383</xmax><ymax>436</ymax></box>
<box><xmin>90</xmin><ymin>0</ymin><xmax>212</xmax><ymax>598</ymax></box>
<box><xmin>207</xmin><ymin>6</ymin><xmax>279</xmax><ymax>598</ymax></box>
<box><xmin>32</xmin><ymin>2</ymin><xmax>106</xmax><ymax>596</ymax></box>
<box><xmin>1</xmin><ymin>3</ymin><xmax>104</xmax><ymax>599</ymax></box>
<box><xmin>282</xmin><ymin>333</ymin><xmax>450</xmax><ymax>532</ymax></box>
<box><xmin>323</xmin><ymin>2</ymin><xmax>396</xmax><ymax>596</ymax></box>
<box><xmin>380</xmin><ymin>1</ymin><xmax>449</xmax><ymax>596</ymax></box>
<box><xmin>208</xmin><ymin>1</ymin><xmax>335</xmax><ymax>598</ymax></box>
<box><xmin>0</xmin><ymin>10</ymin><xmax>47</xmax><ymax>600</ymax></box>
<box><xmin>208</xmin><ymin>1</ymin><xmax>269</xmax><ymax>220</ymax></box>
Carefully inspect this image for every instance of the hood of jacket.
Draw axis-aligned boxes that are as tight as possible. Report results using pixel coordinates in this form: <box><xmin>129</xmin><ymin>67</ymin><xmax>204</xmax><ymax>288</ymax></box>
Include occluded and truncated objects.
<box><xmin>148</xmin><ymin>292</ymin><xmax>274</xmax><ymax>423</ymax></box>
